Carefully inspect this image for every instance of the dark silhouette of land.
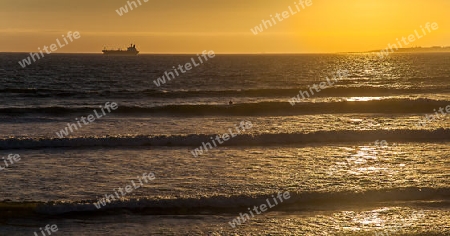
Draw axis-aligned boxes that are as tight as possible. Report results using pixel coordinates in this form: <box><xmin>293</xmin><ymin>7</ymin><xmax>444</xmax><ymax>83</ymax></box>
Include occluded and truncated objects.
<box><xmin>341</xmin><ymin>46</ymin><xmax>450</xmax><ymax>54</ymax></box>
<box><xmin>368</xmin><ymin>46</ymin><xmax>450</xmax><ymax>53</ymax></box>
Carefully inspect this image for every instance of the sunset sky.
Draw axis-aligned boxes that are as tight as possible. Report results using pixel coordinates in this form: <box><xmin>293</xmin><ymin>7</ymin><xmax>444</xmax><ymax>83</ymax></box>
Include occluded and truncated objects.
<box><xmin>1</xmin><ymin>0</ymin><xmax>449</xmax><ymax>53</ymax></box>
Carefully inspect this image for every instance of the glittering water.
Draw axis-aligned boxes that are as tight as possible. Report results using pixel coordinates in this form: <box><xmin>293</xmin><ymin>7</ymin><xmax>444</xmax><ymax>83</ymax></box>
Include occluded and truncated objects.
<box><xmin>0</xmin><ymin>53</ymin><xmax>449</xmax><ymax>235</ymax></box>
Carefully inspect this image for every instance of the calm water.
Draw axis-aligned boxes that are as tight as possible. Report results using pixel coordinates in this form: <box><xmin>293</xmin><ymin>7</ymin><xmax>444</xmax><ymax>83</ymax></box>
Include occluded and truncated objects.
<box><xmin>0</xmin><ymin>53</ymin><xmax>449</xmax><ymax>235</ymax></box>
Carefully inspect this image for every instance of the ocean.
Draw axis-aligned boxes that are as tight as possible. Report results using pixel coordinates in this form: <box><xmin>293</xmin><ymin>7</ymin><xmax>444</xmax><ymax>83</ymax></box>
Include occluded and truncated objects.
<box><xmin>0</xmin><ymin>53</ymin><xmax>449</xmax><ymax>235</ymax></box>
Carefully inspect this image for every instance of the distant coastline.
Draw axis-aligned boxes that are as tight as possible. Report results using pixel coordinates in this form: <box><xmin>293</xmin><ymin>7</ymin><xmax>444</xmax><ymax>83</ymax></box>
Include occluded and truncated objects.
<box><xmin>342</xmin><ymin>46</ymin><xmax>450</xmax><ymax>54</ymax></box>
<box><xmin>369</xmin><ymin>46</ymin><xmax>450</xmax><ymax>53</ymax></box>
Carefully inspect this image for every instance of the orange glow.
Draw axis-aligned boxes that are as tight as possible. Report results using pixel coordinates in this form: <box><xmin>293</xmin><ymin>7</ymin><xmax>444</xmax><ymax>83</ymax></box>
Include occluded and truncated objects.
<box><xmin>1</xmin><ymin>0</ymin><xmax>449</xmax><ymax>53</ymax></box>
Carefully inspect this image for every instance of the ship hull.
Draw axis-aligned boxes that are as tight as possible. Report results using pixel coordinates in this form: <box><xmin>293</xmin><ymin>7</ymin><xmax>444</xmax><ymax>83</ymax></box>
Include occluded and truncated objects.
<box><xmin>102</xmin><ymin>50</ymin><xmax>139</xmax><ymax>55</ymax></box>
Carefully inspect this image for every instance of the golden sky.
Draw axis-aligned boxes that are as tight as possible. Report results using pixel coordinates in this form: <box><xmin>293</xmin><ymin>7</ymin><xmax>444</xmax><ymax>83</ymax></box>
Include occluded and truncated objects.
<box><xmin>1</xmin><ymin>0</ymin><xmax>449</xmax><ymax>53</ymax></box>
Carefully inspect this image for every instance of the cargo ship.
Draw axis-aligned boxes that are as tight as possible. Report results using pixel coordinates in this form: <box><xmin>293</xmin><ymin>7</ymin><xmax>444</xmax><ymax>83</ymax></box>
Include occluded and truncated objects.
<box><xmin>102</xmin><ymin>44</ymin><xmax>139</xmax><ymax>55</ymax></box>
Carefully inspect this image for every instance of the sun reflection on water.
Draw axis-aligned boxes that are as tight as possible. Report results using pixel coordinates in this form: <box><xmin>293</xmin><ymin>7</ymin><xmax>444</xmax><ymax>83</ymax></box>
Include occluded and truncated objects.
<box><xmin>346</xmin><ymin>97</ymin><xmax>383</xmax><ymax>102</ymax></box>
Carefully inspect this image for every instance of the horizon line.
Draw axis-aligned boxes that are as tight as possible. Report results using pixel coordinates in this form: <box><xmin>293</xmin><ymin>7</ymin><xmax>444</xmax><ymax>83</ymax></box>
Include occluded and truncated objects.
<box><xmin>1</xmin><ymin>51</ymin><xmax>342</xmax><ymax>55</ymax></box>
<box><xmin>3</xmin><ymin>51</ymin><xmax>450</xmax><ymax>55</ymax></box>
<box><xmin>3</xmin><ymin>46</ymin><xmax>450</xmax><ymax>55</ymax></box>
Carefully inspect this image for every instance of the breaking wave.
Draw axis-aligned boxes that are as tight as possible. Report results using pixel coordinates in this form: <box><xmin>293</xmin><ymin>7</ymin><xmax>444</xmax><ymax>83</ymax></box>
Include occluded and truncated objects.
<box><xmin>1</xmin><ymin>187</ymin><xmax>449</xmax><ymax>217</ymax></box>
<box><xmin>0</xmin><ymin>98</ymin><xmax>449</xmax><ymax>116</ymax></box>
<box><xmin>0</xmin><ymin>129</ymin><xmax>449</xmax><ymax>150</ymax></box>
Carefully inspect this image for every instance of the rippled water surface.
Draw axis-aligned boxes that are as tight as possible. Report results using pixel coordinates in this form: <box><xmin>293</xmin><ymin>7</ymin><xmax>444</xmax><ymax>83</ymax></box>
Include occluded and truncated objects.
<box><xmin>1</xmin><ymin>53</ymin><xmax>449</xmax><ymax>235</ymax></box>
